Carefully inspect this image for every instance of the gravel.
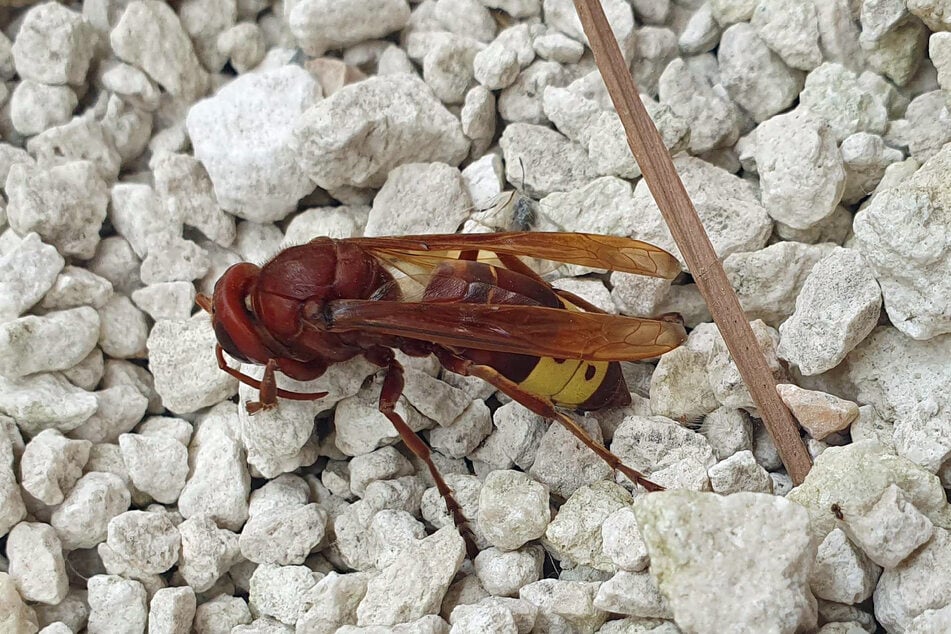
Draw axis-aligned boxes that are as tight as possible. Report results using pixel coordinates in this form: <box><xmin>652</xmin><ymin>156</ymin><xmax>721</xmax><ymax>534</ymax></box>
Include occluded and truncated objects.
<box><xmin>0</xmin><ymin>0</ymin><xmax>949</xmax><ymax>632</ymax></box>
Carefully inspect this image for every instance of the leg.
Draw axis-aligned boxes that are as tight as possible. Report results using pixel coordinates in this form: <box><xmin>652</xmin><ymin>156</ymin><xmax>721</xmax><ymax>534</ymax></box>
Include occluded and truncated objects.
<box><xmin>377</xmin><ymin>357</ymin><xmax>479</xmax><ymax>559</ymax></box>
<box><xmin>439</xmin><ymin>351</ymin><xmax>663</xmax><ymax>492</ymax></box>
<box><xmin>213</xmin><ymin>345</ymin><xmax>328</xmax><ymax>413</ymax></box>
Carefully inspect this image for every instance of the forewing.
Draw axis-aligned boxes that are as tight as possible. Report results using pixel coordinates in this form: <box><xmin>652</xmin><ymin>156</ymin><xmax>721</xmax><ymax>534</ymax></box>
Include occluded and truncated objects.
<box><xmin>345</xmin><ymin>232</ymin><xmax>682</xmax><ymax>279</ymax></box>
<box><xmin>323</xmin><ymin>300</ymin><xmax>686</xmax><ymax>361</ymax></box>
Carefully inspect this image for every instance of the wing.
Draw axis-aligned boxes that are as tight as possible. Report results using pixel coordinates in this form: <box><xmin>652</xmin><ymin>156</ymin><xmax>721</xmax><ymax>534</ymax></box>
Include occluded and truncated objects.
<box><xmin>343</xmin><ymin>232</ymin><xmax>682</xmax><ymax>279</ymax></box>
<box><xmin>323</xmin><ymin>300</ymin><xmax>686</xmax><ymax>361</ymax></box>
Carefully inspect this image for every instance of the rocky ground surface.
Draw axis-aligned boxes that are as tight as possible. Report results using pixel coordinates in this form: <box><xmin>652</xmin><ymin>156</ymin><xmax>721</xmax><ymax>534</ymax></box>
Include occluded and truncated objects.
<box><xmin>1</xmin><ymin>0</ymin><xmax>950</xmax><ymax>632</ymax></box>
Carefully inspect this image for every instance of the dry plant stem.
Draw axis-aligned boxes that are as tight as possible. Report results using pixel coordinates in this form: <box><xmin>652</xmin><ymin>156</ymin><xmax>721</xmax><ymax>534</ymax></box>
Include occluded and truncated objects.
<box><xmin>572</xmin><ymin>0</ymin><xmax>813</xmax><ymax>484</ymax></box>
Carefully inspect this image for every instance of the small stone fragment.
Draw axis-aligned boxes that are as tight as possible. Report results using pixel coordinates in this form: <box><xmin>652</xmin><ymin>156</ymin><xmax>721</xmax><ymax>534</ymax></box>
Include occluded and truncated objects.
<box><xmin>708</xmin><ymin>450</ymin><xmax>773</xmax><ymax>494</ymax></box>
<box><xmin>811</xmin><ymin>528</ymin><xmax>880</xmax><ymax>604</ymax></box>
<box><xmin>19</xmin><ymin>429</ymin><xmax>91</xmax><ymax>506</ymax></box>
<box><xmin>7</xmin><ymin>521</ymin><xmax>68</xmax><ymax>605</ymax></box>
<box><xmin>87</xmin><ymin>574</ymin><xmax>148</xmax><ymax>634</ymax></box>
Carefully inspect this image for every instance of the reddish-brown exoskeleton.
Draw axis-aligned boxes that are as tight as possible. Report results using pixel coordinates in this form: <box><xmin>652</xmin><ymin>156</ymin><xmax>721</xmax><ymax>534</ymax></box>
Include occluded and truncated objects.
<box><xmin>197</xmin><ymin>232</ymin><xmax>686</xmax><ymax>557</ymax></box>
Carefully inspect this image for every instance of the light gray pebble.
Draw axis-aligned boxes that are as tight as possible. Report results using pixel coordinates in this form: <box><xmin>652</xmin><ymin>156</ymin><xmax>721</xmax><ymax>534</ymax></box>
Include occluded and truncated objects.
<box><xmin>0</xmin><ymin>232</ymin><xmax>64</xmax><ymax>320</ymax></box>
<box><xmin>239</xmin><ymin>475</ymin><xmax>327</xmax><ymax>565</ymax></box>
<box><xmin>51</xmin><ymin>471</ymin><xmax>130</xmax><ymax>550</ymax></box>
<box><xmin>0</xmin><ymin>307</ymin><xmax>99</xmax><ymax>378</ymax></box>
<box><xmin>147</xmin><ymin>313</ymin><xmax>238</xmax><ymax>414</ymax></box>
<box><xmin>27</xmin><ymin>116</ymin><xmax>122</xmax><ymax>183</ymax></box>
<box><xmin>118</xmin><ymin>432</ymin><xmax>188</xmax><ymax>504</ymax></box>
<box><xmin>148</xmin><ymin>586</ymin><xmax>196</xmax><ymax>634</ymax></box>
<box><xmin>217</xmin><ymin>23</ymin><xmax>266</xmax><ymax>74</ymax></box>
<box><xmin>39</xmin><ymin>265</ymin><xmax>113</xmax><ymax>311</ymax></box>
<box><xmin>357</xmin><ymin>526</ymin><xmax>466</xmax><ymax>626</ymax></box>
<box><xmin>610</xmin><ymin>415</ymin><xmax>716</xmax><ymax>491</ymax></box>
<box><xmin>0</xmin><ymin>372</ymin><xmax>98</xmax><ymax>435</ymax></box>
<box><xmin>529</xmin><ymin>415</ymin><xmax>611</xmax><ymax>498</ymax></box>
<box><xmin>718</xmin><ymin>23</ymin><xmax>804</xmax><ymax>122</ymax></box>
<box><xmin>594</xmin><ymin>570</ymin><xmax>673</xmax><ymax>619</ymax></box>
<box><xmin>7</xmin><ymin>521</ymin><xmax>68</xmax><ymax>605</ymax></box>
<box><xmin>110</xmin><ymin>0</ymin><xmax>209</xmax><ymax>100</ymax></box>
<box><xmin>708</xmin><ymin>450</ymin><xmax>773</xmax><ymax>494</ymax></box>
<box><xmin>87</xmin><ymin>574</ymin><xmax>148</xmax><ymax>634</ymax></box>
<box><xmin>449</xmin><ymin>599</ymin><xmax>519</xmax><ymax>633</ymax></box>
<box><xmin>293</xmin><ymin>73</ymin><xmax>468</xmax><ymax>191</ymax></box>
<box><xmin>98</xmin><ymin>294</ymin><xmax>149</xmax><ymax>359</ymax></box>
<box><xmin>365</xmin><ymin>163</ymin><xmax>472</xmax><ymax>237</ymax></box>
<box><xmin>193</xmin><ymin>594</ymin><xmax>251</xmax><ymax>633</ymax></box>
<box><xmin>68</xmin><ymin>384</ymin><xmax>148</xmax><ymax>444</ymax></box>
<box><xmin>546</xmin><ymin>481</ymin><xmax>633</xmax><ymax>571</ymax></box>
<box><xmin>750</xmin><ymin>0</ymin><xmax>821</xmax><ymax>70</ymax></box>
<box><xmin>19</xmin><ymin>429</ymin><xmax>91</xmax><ymax>506</ymax></box>
<box><xmin>103</xmin><ymin>510</ymin><xmax>180</xmax><ymax>576</ymax></box>
<box><xmin>62</xmin><ymin>347</ymin><xmax>105</xmax><ymax>391</ymax></box>
<box><xmin>678</xmin><ymin>2</ymin><xmax>721</xmax><ymax>54</ymax></box>
<box><xmin>9</xmin><ymin>80</ymin><xmax>77</xmax><ymax>137</ymax></box>
<box><xmin>349</xmin><ymin>446</ymin><xmax>415</xmax><ymax>498</ymax></box>
<box><xmin>177</xmin><ymin>514</ymin><xmax>241</xmax><ymax>592</ymax></box>
<box><xmin>474</xmin><ymin>546</ymin><xmax>544</xmax><ymax>597</ymax></box>
<box><xmin>811</xmin><ymin>528</ymin><xmax>880</xmax><ymax>605</ymax></box>
<box><xmin>187</xmin><ymin>66</ymin><xmax>319</xmax><ymax>222</ymax></box>
<box><xmin>874</xmin><ymin>527</ymin><xmax>951</xmax><ymax>632</ymax></box>
<box><xmin>11</xmin><ymin>1</ymin><xmax>96</xmax><ymax>85</ymax></box>
<box><xmin>601</xmin><ymin>506</ymin><xmax>649</xmax><ymax>572</ymax></box>
<box><xmin>707</xmin><ymin>320</ymin><xmax>784</xmax><ymax>410</ymax></box>
<box><xmin>5</xmin><ymin>160</ymin><xmax>108</xmax><ymax>259</ymax></box>
<box><xmin>249</xmin><ymin>563</ymin><xmax>321</xmax><ymax>626</ymax></box>
<box><xmin>519</xmin><ymin>578</ymin><xmax>606</xmax><ymax>633</ymax></box>
<box><xmin>499</xmin><ymin>123</ymin><xmax>596</xmax><ymax>198</ymax></box>
<box><xmin>498</xmin><ymin>61</ymin><xmax>569</xmax><ymax>125</ymax></box>
<box><xmin>288</xmin><ymin>0</ymin><xmax>410</xmax><ymax>57</ymax></box>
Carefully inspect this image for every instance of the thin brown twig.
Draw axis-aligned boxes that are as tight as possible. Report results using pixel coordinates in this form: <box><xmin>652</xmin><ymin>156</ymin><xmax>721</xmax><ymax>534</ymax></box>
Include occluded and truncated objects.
<box><xmin>572</xmin><ymin>0</ymin><xmax>813</xmax><ymax>484</ymax></box>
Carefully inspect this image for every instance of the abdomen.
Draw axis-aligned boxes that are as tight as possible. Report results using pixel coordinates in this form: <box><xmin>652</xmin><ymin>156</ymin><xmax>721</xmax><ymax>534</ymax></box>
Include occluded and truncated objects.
<box><xmin>422</xmin><ymin>259</ymin><xmax>631</xmax><ymax>410</ymax></box>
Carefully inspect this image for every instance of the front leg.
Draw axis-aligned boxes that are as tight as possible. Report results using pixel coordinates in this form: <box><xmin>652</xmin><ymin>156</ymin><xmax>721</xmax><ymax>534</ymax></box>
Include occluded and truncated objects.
<box><xmin>212</xmin><ymin>346</ymin><xmax>329</xmax><ymax>414</ymax></box>
<box><xmin>374</xmin><ymin>353</ymin><xmax>479</xmax><ymax>559</ymax></box>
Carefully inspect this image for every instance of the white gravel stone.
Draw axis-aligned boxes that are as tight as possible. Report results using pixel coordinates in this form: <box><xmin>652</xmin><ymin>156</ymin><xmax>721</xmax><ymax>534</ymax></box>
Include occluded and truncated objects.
<box><xmin>294</xmin><ymin>73</ymin><xmax>468</xmax><ymax>191</ymax></box>
<box><xmin>0</xmin><ymin>232</ymin><xmax>64</xmax><ymax>321</ymax></box>
<box><xmin>0</xmin><ymin>372</ymin><xmax>98</xmax><ymax>435</ymax></box>
<box><xmin>718</xmin><ymin>23</ymin><xmax>804</xmax><ymax>122</ymax></box>
<box><xmin>349</xmin><ymin>446</ymin><xmax>415</xmax><ymax>498</ymax></box>
<box><xmin>546</xmin><ymin>481</ymin><xmax>632</xmax><ymax>571</ymax></box>
<box><xmin>366</xmin><ymin>163</ymin><xmax>471</xmax><ymax>237</ymax></box>
<box><xmin>0</xmin><ymin>420</ymin><xmax>26</xmax><ymax>537</ymax></box>
<box><xmin>678</xmin><ymin>2</ymin><xmax>721</xmax><ymax>54</ymax></box>
<box><xmin>636</xmin><ymin>491</ymin><xmax>817</xmax><ymax>633</ymax></box>
<box><xmin>476</xmin><ymin>469</ymin><xmax>549</xmax><ymax>552</ymax></box>
<box><xmin>593</xmin><ymin>570</ymin><xmax>672</xmax><ymax>619</ymax></box>
<box><xmin>500</xmin><ymin>123</ymin><xmax>596</xmax><ymax>198</ymax></box>
<box><xmin>177</xmin><ymin>514</ymin><xmax>240</xmax><ymax>592</ymax></box>
<box><xmin>50</xmin><ymin>471</ymin><xmax>130</xmax><ymax>550</ymax></box>
<box><xmin>811</xmin><ymin>528</ymin><xmax>881</xmax><ymax>605</ymax></box>
<box><xmin>724</xmin><ymin>241</ymin><xmax>838</xmax><ymax>328</ymax></box>
<box><xmin>707</xmin><ymin>320</ymin><xmax>784</xmax><ymax>410</ymax></box>
<box><xmin>657</xmin><ymin>58</ymin><xmax>739</xmax><ymax>155</ymax></box>
<box><xmin>840</xmin><ymin>132</ymin><xmax>903</xmax><ymax>204</ymax></box>
<box><xmin>296</xmin><ymin>571</ymin><xmax>368</xmax><ymax>632</ymax></box>
<box><xmin>628</xmin><ymin>157</ymin><xmax>771</xmax><ymax>269</ymax></box>
<box><xmin>9</xmin><ymin>81</ymin><xmax>77</xmax><ymax>137</ymax></box>
<box><xmin>19</xmin><ymin>429</ymin><xmax>90</xmax><ymax>506</ymax></box>
<box><xmin>248</xmin><ymin>563</ymin><xmax>321</xmax><ymax>626</ymax></box>
<box><xmin>630</xmin><ymin>27</ymin><xmax>678</xmax><ymax>98</ymax></box>
<box><xmin>97</xmin><ymin>294</ymin><xmax>149</xmax><ymax>359</ymax></box>
<box><xmin>11</xmin><ymin>1</ymin><xmax>96</xmax><ymax>85</ymax></box>
<box><xmin>0</xmin><ymin>307</ymin><xmax>99</xmax><ymax>378</ymax></box>
<box><xmin>755</xmin><ymin>110</ymin><xmax>846</xmax><ymax>230</ymax></box>
<box><xmin>193</xmin><ymin>594</ymin><xmax>252</xmax><ymax>632</ymax></box>
<box><xmin>774</xmin><ymin>238</ymin><xmax>875</xmax><ymax>335</ymax></box>
<box><xmin>335</xmin><ymin>377</ymin><xmax>430</xmax><ymax>457</ymax></box>
<box><xmin>187</xmin><ymin>66</ymin><xmax>319</xmax><ymax>223</ymax></box>
<box><xmin>422</xmin><ymin>40</ymin><xmax>480</xmax><ymax>105</ymax></box>
<box><xmin>111</xmin><ymin>0</ymin><xmax>209</xmax><ymax>100</ymax></box>
<box><xmin>611</xmin><ymin>415</ymin><xmax>716</xmax><ymax>491</ymax></box>
<box><xmin>239</xmin><ymin>475</ymin><xmax>327</xmax><ymax>565</ymax></box>
<box><xmin>529</xmin><ymin>414</ymin><xmax>612</xmax><ymax>498</ymax></box>
<box><xmin>69</xmin><ymin>384</ymin><xmax>148</xmax><ymax>444</ymax></box>
<box><xmin>799</xmin><ymin>63</ymin><xmax>889</xmax><ymax>143</ymax></box>
<box><xmin>449</xmin><ymin>599</ymin><xmax>519</xmax><ymax>634</ymax></box>
<box><xmin>544</xmin><ymin>0</ymin><xmax>634</xmax><ymax>58</ymax></box>
<box><xmin>498</xmin><ymin>60</ymin><xmax>569</xmax><ymax>125</ymax></box>
<box><xmin>533</xmin><ymin>32</ymin><xmax>583</xmax><ymax>64</ymax></box>
<box><xmin>874</xmin><ymin>527</ymin><xmax>951</xmax><ymax>632</ymax></box>
<box><xmin>597</xmin><ymin>508</ymin><xmax>651</xmax><ymax>577</ymax></box>
<box><xmin>0</xmin><ymin>571</ymin><xmax>38</xmax><ymax>632</ymax></box>
<box><xmin>26</xmin><ymin>116</ymin><xmax>122</xmax><ymax>183</ymax></box>
<box><xmin>5</xmin><ymin>160</ymin><xmax>108</xmax><ymax>259</ymax></box>
<box><xmin>853</xmin><ymin>145</ymin><xmax>951</xmax><ymax>340</ymax></box>
<box><xmin>39</xmin><ymin>265</ymin><xmax>113</xmax><ymax>312</ymax></box>
<box><xmin>750</xmin><ymin>0</ymin><xmax>821</xmax><ymax>70</ymax></box>
<box><xmin>519</xmin><ymin>578</ymin><xmax>606</xmax><ymax>633</ymax></box>
<box><xmin>103</xmin><ymin>510</ymin><xmax>180</xmax><ymax>576</ymax></box>
<box><xmin>289</xmin><ymin>0</ymin><xmax>410</xmax><ymax>57</ymax></box>
<box><xmin>131</xmin><ymin>282</ymin><xmax>196</xmax><ymax>321</ymax></box>
<box><xmin>118</xmin><ymin>432</ymin><xmax>188</xmax><ymax>504</ymax></box>
<box><xmin>775</xmin><ymin>384</ymin><xmax>860</xmax><ymax>441</ymax></box>
<box><xmin>148</xmin><ymin>586</ymin><xmax>196</xmax><ymax>634</ymax></box>
<box><xmin>839</xmin><ymin>484</ymin><xmax>934</xmax><ymax>570</ymax></box>
<box><xmin>708</xmin><ymin>449</ymin><xmax>773</xmax><ymax>494</ymax></box>
<box><xmin>474</xmin><ymin>546</ymin><xmax>543</xmax><ymax>597</ymax></box>
<box><xmin>862</xmin><ymin>16</ymin><xmax>928</xmax><ymax>87</ymax></box>
<box><xmin>649</xmin><ymin>346</ymin><xmax>719</xmax><ymax>422</ymax></box>
<box><xmin>87</xmin><ymin>574</ymin><xmax>148</xmax><ymax>634</ymax></box>
<box><xmin>356</xmin><ymin>526</ymin><xmax>466</xmax><ymax>626</ymax></box>
<box><xmin>151</xmin><ymin>151</ymin><xmax>235</xmax><ymax>247</ymax></box>
<box><xmin>6</xmin><ymin>521</ymin><xmax>68</xmax><ymax>605</ymax></box>
<box><xmin>845</xmin><ymin>329</ymin><xmax>951</xmax><ymax>474</ymax></box>
<box><xmin>147</xmin><ymin>313</ymin><xmax>238</xmax><ymax>414</ymax></box>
